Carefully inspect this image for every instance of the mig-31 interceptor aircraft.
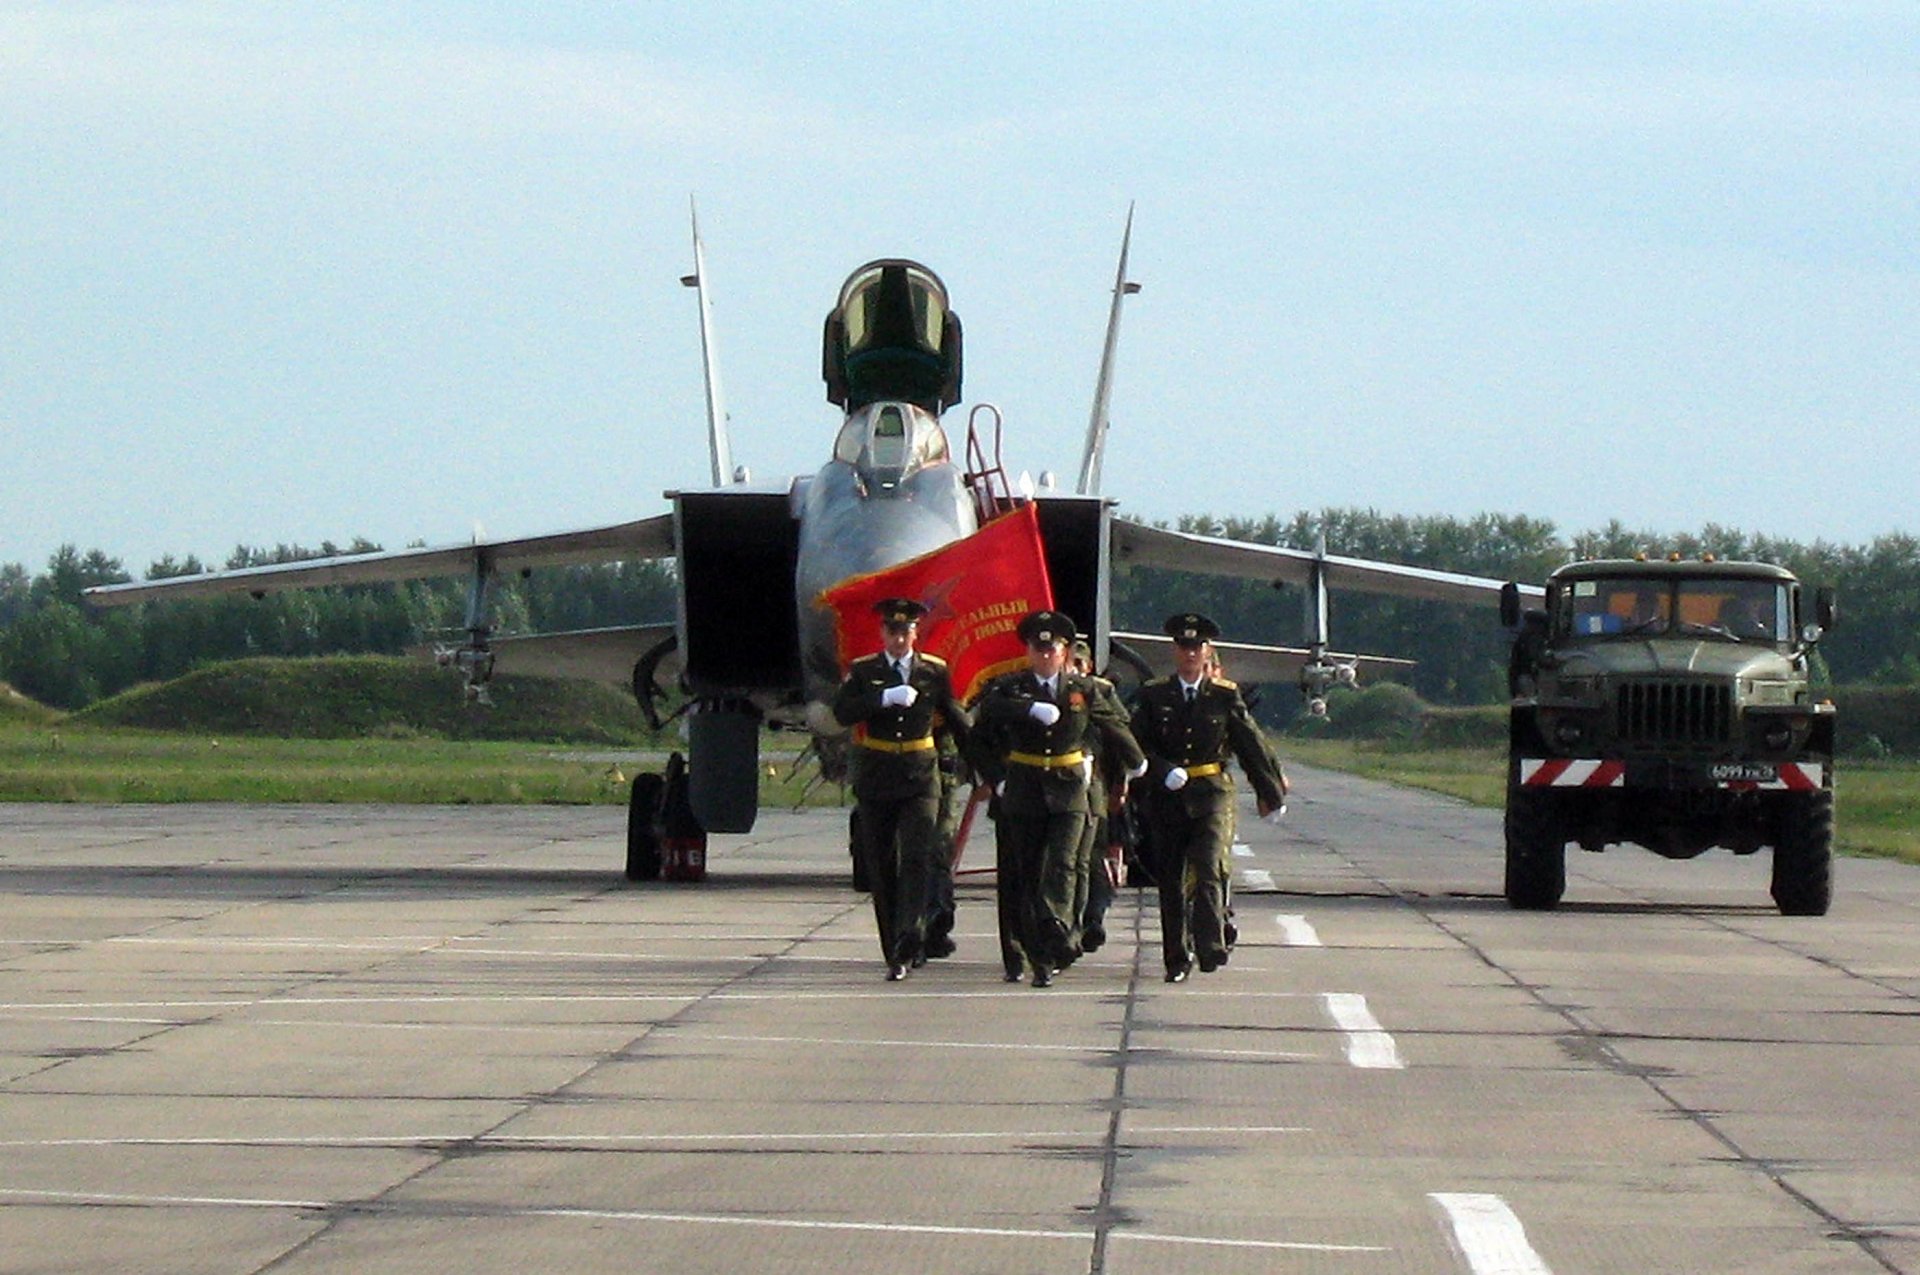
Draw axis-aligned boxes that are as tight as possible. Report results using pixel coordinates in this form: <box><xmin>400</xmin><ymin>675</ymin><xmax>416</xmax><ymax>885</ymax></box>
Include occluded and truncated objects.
<box><xmin>87</xmin><ymin>209</ymin><xmax>1536</xmax><ymax>879</ymax></box>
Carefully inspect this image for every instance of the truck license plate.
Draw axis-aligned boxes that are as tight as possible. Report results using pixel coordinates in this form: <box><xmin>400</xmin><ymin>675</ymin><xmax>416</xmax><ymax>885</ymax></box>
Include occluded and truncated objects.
<box><xmin>1710</xmin><ymin>762</ymin><xmax>1777</xmax><ymax>783</ymax></box>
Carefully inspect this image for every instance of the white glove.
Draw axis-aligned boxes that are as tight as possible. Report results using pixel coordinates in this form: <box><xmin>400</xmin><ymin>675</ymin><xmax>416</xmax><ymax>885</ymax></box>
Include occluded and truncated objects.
<box><xmin>1163</xmin><ymin>766</ymin><xmax>1188</xmax><ymax>791</ymax></box>
<box><xmin>995</xmin><ymin>780</ymin><xmax>1006</xmax><ymax>797</ymax></box>
<box><xmin>1028</xmin><ymin>700</ymin><xmax>1060</xmax><ymax>726</ymax></box>
<box><xmin>1262</xmin><ymin>803</ymin><xmax>1288</xmax><ymax>824</ymax></box>
<box><xmin>1080</xmin><ymin>757</ymin><xmax>1093</xmax><ymax>782</ymax></box>
<box><xmin>1126</xmin><ymin>757</ymin><xmax>1149</xmax><ymax>780</ymax></box>
<box><xmin>880</xmin><ymin>683</ymin><xmax>917</xmax><ymax>708</ymax></box>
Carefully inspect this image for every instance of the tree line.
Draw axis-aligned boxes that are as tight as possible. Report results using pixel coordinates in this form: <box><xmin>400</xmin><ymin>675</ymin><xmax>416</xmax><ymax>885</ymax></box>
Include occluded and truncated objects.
<box><xmin>3</xmin><ymin>510</ymin><xmax>1916</xmax><ymax>713</ymax></box>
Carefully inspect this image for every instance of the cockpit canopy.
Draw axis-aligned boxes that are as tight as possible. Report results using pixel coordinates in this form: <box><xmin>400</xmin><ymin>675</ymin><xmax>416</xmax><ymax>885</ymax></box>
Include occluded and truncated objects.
<box><xmin>823</xmin><ymin>259</ymin><xmax>962</xmax><ymax>415</ymax></box>
<box><xmin>832</xmin><ymin>401</ymin><xmax>951</xmax><ymax>495</ymax></box>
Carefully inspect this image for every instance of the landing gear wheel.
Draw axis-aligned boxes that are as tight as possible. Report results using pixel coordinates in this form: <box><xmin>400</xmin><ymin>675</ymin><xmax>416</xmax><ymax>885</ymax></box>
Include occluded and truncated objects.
<box><xmin>1771</xmin><ymin>789</ymin><xmax>1833</xmax><ymax>917</ymax></box>
<box><xmin>625</xmin><ymin>772</ymin><xmax>664</xmax><ymax>882</ymax></box>
<box><xmin>1504</xmin><ymin>788</ymin><xmax>1565</xmax><ymax>910</ymax></box>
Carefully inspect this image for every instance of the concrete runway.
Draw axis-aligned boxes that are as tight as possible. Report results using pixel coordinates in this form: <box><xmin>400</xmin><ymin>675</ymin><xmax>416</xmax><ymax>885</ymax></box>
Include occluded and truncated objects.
<box><xmin>4</xmin><ymin>764</ymin><xmax>1919</xmax><ymax>1273</ymax></box>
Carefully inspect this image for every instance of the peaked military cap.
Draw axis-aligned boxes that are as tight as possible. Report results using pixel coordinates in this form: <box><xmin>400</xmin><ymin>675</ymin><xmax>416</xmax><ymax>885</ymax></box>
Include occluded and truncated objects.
<box><xmin>874</xmin><ymin>597</ymin><xmax>928</xmax><ymax>627</ymax></box>
<box><xmin>1069</xmin><ymin>638</ymin><xmax>1093</xmax><ymax>662</ymax></box>
<box><xmin>1164</xmin><ymin>612</ymin><xmax>1221</xmax><ymax>645</ymax></box>
<box><xmin>1017</xmin><ymin>609</ymin><xmax>1076</xmax><ymax>646</ymax></box>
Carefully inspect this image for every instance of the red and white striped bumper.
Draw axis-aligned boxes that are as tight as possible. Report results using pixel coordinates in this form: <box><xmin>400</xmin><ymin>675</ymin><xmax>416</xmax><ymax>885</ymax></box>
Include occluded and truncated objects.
<box><xmin>1518</xmin><ymin>759</ymin><xmax>1623</xmax><ymax>788</ymax></box>
<box><xmin>1518</xmin><ymin>759</ymin><xmax>1826</xmax><ymax>790</ymax></box>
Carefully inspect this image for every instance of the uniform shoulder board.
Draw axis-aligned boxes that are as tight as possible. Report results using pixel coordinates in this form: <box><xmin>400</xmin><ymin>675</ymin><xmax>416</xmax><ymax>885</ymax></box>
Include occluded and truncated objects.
<box><xmin>917</xmin><ymin>652</ymin><xmax>948</xmax><ymax>667</ymax></box>
<box><xmin>1210</xmin><ymin>676</ymin><xmax>1239</xmax><ymax>690</ymax></box>
<box><xmin>1088</xmin><ymin>674</ymin><xmax>1115</xmax><ymax>690</ymax></box>
<box><xmin>1143</xmin><ymin>675</ymin><xmax>1175</xmax><ymax>690</ymax></box>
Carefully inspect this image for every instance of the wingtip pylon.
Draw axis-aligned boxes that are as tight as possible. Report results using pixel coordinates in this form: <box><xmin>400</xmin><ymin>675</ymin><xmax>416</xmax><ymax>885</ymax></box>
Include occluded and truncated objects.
<box><xmin>1075</xmin><ymin>203</ymin><xmax>1139</xmax><ymax>497</ymax></box>
<box><xmin>683</xmin><ymin>196</ymin><xmax>734</xmax><ymax>489</ymax></box>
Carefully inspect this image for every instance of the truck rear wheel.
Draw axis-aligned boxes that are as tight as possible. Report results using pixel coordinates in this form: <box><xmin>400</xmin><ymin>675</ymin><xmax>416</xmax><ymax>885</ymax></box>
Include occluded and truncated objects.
<box><xmin>1505</xmin><ymin>789</ymin><xmax>1566</xmax><ymax>910</ymax></box>
<box><xmin>1771</xmin><ymin>789</ymin><xmax>1833</xmax><ymax>917</ymax></box>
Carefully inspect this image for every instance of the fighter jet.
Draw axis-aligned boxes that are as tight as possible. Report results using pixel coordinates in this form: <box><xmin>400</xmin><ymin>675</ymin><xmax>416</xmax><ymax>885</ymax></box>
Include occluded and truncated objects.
<box><xmin>85</xmin><ymin>209</ymin><xmax>1535</xmax><ymax>877</ymax></box>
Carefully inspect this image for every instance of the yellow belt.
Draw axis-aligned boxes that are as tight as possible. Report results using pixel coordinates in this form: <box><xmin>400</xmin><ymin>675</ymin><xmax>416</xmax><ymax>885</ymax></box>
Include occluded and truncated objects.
<box><xmin>1182</xmin><ymin>762</ymin><xmax>1224</xmax><ymax>778</ymax></box>
<box><xmin>1008</xmin><ymin>750</ymin><xmax>1086</xmax><ymax>769</ymax></box>
<box><xmin>857</xmin><ymin>736</ymin><xmax>936</xmax><ymax>754</ymax></box>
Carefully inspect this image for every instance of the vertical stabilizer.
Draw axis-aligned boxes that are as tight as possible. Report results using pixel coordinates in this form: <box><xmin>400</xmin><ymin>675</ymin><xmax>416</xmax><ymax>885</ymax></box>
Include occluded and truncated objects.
<box><xmin>681</xmin><ymin>199</ymin><xmax>734</xmax><ymax>488</ymax></box>
<box><xmin>1075</xmin><ymin>204</ymin><xmax>1141</xmax><ymax>496</ymax></box>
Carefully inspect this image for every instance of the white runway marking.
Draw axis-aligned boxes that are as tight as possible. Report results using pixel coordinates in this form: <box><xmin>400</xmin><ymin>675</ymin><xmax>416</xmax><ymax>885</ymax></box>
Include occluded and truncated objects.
<box><xmin>683</xmin><ymin>1030</ymin><xmax>1318</xmax><ymax>1062</ymax></box>
<box><xmin>1231</xmin><ymin>841</ymin><xmax>1253</xmax><ymax>857</ymax></box>
<box><xmin>1238</xmin><ymin>868</ymin><xmax>1276</xmax><ymax>890</ymax></box>
<box><xmin>0</xmin><ymin>1123</ymin><xmax>1311</xmax><ymax>1151</ymax></box>
<box><xmin>1431</xmin><ymin>1193</ymin><xmax>1552</xmax><ymax>1273</ymax></box>
<box><xmin>1275</xmin><ymin>914</ymin><xmax>1323</xmax><ymax>946</ymax></box>
<box><xmin>1321</xmin><ymin>992</ymin><xmax>1404</xmax><ymax>1069</ymax></box>
<box><xmin>0</xmin><ymin>988</ymin><xmax>1349</xmax><ymax>1016</ymax></box>
<box><xmin>0</xmin><ymin>1189</ymin><xmax>1388</xmax><ymax>1253</ymax></box>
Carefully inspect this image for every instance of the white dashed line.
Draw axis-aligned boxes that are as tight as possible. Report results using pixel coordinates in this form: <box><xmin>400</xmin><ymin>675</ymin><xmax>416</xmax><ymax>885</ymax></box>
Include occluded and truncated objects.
<box><xmin>1275</xmin><ymin>914</ymin><xmax>1323</xmax><ymax>946</ymax></box>
<box><xmin>0</xmin><ymin>1190</ymin><xmax>1389</xmax><ymax>1254</ymax></box>
<box><xmin>1230</xmin><ymin>842</ymin><xmax>1253</xmax><ymax>858</ymax></box>
<box><xmin>1238</xmin><ymin>868</ymin><xmax>1275</xmax><ymax>891</ymax></box>
<box><xmin>1430</xmin><ymin>1193</ymin><xmax>1552</xmax><ymax>1273</ymax></box>
<box><xmin>1321</xmin><ymin>992</ymin><xmax>1404</xmax><ymax>1069</ymax></box>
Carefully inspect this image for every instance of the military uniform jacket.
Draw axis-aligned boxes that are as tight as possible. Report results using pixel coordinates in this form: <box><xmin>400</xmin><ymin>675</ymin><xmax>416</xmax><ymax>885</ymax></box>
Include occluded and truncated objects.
<box><xmin>1131</xmin><ymin>676</ymin><xmax>1287</xmax><ymax>817</ymax></box>
<box><xmin>978</xmin><ymin>670</ymin><xmax>1144</xmax><ymax>816</ymax></box>
<box><xmin>831</xmin><ymin>652</ymin><xmax>970</xmax><ymax>801</ymax></box>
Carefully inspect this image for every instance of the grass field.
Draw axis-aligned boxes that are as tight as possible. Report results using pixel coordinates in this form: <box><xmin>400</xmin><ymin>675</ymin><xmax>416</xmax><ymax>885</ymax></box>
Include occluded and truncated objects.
<box><xmin>0</xmin><ymin>724</ymin><xmax>837</xmax><ymax>809</ymax></box>
<box><xmin>1282</xmin><ymin>737</ymin><xmax>1920</xmax><ymax>865</ymax></box>
<box><xmin>4</xmin><ymin>721</ymin><xmax>1910</xmax><ymax>867</ymax></box>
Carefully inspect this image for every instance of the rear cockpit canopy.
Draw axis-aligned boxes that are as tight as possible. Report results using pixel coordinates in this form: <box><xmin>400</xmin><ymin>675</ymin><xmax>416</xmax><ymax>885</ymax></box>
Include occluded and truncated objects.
<box><xmin>824</xmin><ymin>260</ymin><xmax>962</xmax><ymax>415</ymax></box>
<box><xmin>832</xmin><ymin>401</ymin><xmax>951</xmax><ymax>495</ymax></box>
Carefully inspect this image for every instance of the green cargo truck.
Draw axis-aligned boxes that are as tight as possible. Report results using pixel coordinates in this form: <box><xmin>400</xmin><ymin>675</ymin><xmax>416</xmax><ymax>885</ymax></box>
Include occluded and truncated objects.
<box><xmin>1502</xmin><ymin>558</ymin><xmax>1838</xmax><ymax>915</ymax></box>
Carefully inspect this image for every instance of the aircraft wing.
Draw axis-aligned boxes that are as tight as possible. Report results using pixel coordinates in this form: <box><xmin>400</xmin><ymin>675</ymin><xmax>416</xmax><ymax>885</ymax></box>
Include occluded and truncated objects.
<box><xmin>1110</xmin><ymin>519</ymin><xmax>1545</xmax><ymax>607</ymax></box>
<box><xmin>1112</xmin><ymin>631</ymin><xmax>1414</xmax><ymax>685</ymax></box>
<box><xmin>471</xmin><ymin>623</ymin><xmax>680</xmax><ymax>686</ymax></box>
<box><xmin>83</xmin><ymin>515</ymin><xmax>677</xmax><ymax>607</ymax></box>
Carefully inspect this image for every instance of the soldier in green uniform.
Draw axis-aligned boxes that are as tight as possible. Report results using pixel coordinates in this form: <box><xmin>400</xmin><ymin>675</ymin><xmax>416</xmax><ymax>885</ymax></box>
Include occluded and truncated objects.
<box><xmin>978</xmin><ymin>611</ymin><xmax>1144</xmax><ymax>987</ymax></box>
<box><xmin>831</xmin><ymin>598</ymin><xmax>970</xmax><ymax>981</ymax></box>
<box><xmin>1070</xmin><ymin>638</ymin><xmax>1130</xmax><ymax>956</ymax></box>
<box><xmin>921</xmin><ymin>725</ymin><xmax>966</xmax><ymax>961</ymax></box>
<box><xmin>1131</xmin><ymin>613</ymin><xmax>1289</xmax><ymax>983</ymax></box>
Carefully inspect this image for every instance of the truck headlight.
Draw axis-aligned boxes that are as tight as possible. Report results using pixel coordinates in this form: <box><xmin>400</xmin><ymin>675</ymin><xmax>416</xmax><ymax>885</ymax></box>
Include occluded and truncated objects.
<box><xmin>1554</xmin><ymin>719</ymin><xmax>1586</xmax><ymax>747</ymax></box>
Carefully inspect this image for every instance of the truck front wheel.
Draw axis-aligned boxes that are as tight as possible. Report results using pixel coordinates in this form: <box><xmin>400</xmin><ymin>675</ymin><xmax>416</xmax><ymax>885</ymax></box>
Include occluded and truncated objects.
<box><xmin>1771</xmin><ymin>789</ymin><xmax>1833</xmax><ymax>917</ymax></box>
<box><xmin>1505</xmin><ymin>789</ymin><xmax>1566</xmax><ymax>910</ymax></box>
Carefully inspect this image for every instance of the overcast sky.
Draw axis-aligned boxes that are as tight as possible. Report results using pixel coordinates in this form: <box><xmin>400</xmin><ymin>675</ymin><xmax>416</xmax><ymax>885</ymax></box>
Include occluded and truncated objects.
<box><xmin>4</xmin><ymin>2</ymin><xmax>1916</xmax><ymax>576</ymax></box>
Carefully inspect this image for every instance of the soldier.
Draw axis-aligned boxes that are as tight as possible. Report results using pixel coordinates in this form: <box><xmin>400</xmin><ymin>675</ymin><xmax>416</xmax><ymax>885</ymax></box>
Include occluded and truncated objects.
<box><xmin>978</xmin><ymin>611</ymin><xmax>1144</xmax><ymax>987</ymax></box>
<box><xmin>1070</xmin><ymin>638</ymin><xmax>1130</xmax><ymax>956</ymax></box>
<box><xmin>921</xmin><ymin>726</ymin><xmax>966</xmax><ymax>960</ymax></box>
<box><xmin>1131</xmin><ymin>612</ymin><xmax>1289</xmax><ymax>983</ymax></box>
<box><xmin>830</xmin><ymin>598</ymin><xmax>970</xmax><ymax>981</ymax></box>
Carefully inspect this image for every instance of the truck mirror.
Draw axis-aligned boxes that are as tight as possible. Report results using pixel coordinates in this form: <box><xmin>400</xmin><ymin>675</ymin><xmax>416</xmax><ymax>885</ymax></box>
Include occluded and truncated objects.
<box><xmin>1499</xmin><ymin>582</ymin><xmax>1521</xmax><ymax>629</ymax></box>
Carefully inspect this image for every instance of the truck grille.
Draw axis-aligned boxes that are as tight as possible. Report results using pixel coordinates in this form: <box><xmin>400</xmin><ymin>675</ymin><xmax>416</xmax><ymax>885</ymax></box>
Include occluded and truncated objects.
<box><xmin>1615</xmin><ymin>680</ymin><xmax>1730</xmax><ymax>746</ymax></box>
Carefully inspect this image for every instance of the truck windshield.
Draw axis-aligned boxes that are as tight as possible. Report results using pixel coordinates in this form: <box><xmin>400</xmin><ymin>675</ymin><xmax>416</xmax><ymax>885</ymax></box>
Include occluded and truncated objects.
<box><xmin>1562</xmin><ymin>577</ymin><xmax>1788</xmax><ymax>643</ymax></box>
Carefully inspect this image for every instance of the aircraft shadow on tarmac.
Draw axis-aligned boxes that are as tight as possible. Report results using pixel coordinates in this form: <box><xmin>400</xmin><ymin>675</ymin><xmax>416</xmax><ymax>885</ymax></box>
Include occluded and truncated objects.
<box><xmin>0</xmin><ymin>865</ymin><xmax>858</xmax><ymax>902</ymax></box>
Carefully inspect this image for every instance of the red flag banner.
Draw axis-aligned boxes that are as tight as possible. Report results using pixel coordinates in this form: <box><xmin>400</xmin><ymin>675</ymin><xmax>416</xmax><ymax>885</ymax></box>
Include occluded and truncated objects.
<box><xmin>817</xmin><ymin>502</ymin><xmax>1054</xmax><ymax>703</ymax></box>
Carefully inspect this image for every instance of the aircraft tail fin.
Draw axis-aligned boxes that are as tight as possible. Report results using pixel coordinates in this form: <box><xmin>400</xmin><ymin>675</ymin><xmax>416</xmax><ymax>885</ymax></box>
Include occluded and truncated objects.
<box><xmin>1075</xmin><ymin>204</ymin><xmax>1141</xmax><ymax>496</ymax></box>
<box><xmin>681</xmin><ymin>198</ymin><xmax>735</xmax><ymax>487</ymax></box>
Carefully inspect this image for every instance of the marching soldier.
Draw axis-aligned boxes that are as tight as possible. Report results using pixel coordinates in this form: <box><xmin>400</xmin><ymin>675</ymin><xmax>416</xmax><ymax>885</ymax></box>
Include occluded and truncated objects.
<box><xmin>978</xmin><ymin>611</ymin><xmax>1144</xmax><ymax>987</ymax></box>
<box><xmin>1070</xmin><ymin>638</ymin><xmax>1130</xmax><ymax>956</ymax></box>
<box><xmin>921</xmin><ymin>726</ymin><xmax>966</xmax><ymax>960</ymax></box>
<box><xmin>831</xmin><ymin>598</ymin><xmax>970</xmax><ymax>981</ymax></box>
<box><xmin>1131</xmin><ymin>613</ymin><xmax>1289</xmax><ymax>983</ymax></box>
